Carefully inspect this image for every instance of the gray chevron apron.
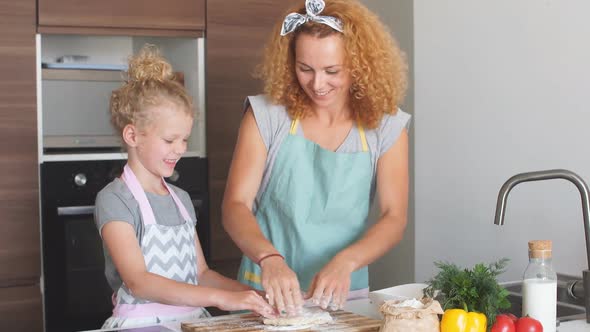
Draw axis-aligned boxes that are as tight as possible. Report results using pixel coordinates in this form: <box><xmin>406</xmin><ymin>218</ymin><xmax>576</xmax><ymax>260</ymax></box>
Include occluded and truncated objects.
<box><xmin>238</xmin><ymin>118</ymin><xmax>372</xmax><ymax>299</ymax></box>
<box><xmin>102</xmin><ymin>164</ymin><xmax>209</xmax><ymax>328</ymax></box>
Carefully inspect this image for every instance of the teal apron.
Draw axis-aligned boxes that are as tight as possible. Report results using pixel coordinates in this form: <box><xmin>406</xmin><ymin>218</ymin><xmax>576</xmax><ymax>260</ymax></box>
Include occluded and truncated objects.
<box><xmin>238</xmin><ymin>117</ymin><xmax>372</xmax><ymax>296</ymax></box>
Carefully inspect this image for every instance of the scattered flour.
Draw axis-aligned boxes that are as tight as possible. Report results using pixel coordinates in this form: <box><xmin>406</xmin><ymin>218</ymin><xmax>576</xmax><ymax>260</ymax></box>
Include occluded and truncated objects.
<box><xmin>263</xmin><ymin>307</ymin><xmax>333</xmax><ymax>329</ymax></box>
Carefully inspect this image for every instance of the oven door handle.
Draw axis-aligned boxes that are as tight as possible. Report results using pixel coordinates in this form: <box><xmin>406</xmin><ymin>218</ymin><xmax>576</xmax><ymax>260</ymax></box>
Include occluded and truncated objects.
<box><xmin>57</xmin><ymin>205</ymin><xmax>95</xmax><ymax>216</ymax></box>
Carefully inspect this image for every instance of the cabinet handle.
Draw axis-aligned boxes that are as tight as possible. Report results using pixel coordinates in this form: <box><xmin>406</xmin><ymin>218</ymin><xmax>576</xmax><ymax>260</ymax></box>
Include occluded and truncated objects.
<box><xmin>57</xmin><ymin>205</ymin><xmax>95</xmax><ymax>216</ymax></box>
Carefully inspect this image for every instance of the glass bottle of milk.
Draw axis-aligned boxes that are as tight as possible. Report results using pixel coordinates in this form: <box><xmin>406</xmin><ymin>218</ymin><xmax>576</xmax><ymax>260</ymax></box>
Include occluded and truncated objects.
<box><xmin>522</xmin><ymin>240</ymin><xmax>557</xmax><ymax>332</ymax></box>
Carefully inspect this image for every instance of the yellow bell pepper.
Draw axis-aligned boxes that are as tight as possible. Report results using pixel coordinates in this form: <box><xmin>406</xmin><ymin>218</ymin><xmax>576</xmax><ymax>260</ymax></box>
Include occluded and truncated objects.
<box><xmin>440</xmin><ymin>308</ymin><xmax>487</xmax><ymax>332</ymax></box>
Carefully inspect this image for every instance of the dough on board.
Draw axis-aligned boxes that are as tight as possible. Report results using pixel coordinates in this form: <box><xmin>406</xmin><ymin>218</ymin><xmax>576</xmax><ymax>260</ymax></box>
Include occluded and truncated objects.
<box><xmin>263</xmin><ymin>307</ymin><xmax>333</xmax><ymax>326</ymax></box>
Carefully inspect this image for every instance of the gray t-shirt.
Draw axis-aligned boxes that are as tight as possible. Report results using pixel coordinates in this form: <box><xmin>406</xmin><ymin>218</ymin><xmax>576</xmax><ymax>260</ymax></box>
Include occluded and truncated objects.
<box><xmin>94</xmin><ymin>178</ymin><xmax>197</xmax><ymax>291</ymax></box>
<box><xmin>246</xmin><ymin>94</ymin><xmax>412</xmax><ymax>213</ymax></box>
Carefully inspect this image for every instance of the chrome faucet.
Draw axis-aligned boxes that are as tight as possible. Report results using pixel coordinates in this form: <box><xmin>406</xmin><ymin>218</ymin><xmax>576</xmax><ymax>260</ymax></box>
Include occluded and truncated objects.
<box><xmin>494</xmin><ymin>169</ymin><xmax>590</xmax><ymax>323</ymax></box>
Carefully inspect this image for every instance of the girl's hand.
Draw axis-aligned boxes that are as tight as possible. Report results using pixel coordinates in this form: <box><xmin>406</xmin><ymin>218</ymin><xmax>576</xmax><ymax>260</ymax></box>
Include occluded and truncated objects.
<box><xmin>217</xmin><ymin>290</ymin><xmax>276</xmax><ymax>318</ymax></box>
<box><xmin>260</xmin><ymin>256</ymin><xmax>303</xmax><ymax>317</ymax></box>
<box><xmin>307</xmin><ymin>258</ymin><xmax>354</xmax><ymax>311</ymax></box>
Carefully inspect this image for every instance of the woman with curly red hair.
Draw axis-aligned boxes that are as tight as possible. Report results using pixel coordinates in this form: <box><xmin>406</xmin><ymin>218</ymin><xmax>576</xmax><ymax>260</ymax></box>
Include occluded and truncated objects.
<box><xmin>222</xmin><ymin>0</ymin><xmax>411</xmax><ymax>317</ymax></box>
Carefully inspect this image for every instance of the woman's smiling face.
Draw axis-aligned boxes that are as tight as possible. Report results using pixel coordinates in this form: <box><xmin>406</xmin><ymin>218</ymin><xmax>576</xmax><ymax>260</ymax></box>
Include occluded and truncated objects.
<box><xmin>294</xmin><ymin>33</ymin><xmax>352</xmax><ymax>110</ymax></box>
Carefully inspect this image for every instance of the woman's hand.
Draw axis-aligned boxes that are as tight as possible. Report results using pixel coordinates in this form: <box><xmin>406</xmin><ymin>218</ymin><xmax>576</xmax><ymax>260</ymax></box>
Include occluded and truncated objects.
<box><xmin>307</xmin><ymin>256</ymin><xmax>355</xmax><ymax>311</ymax></box>
<box><xmin>260</xmin><ymin>256</ymin><xmax>303</xmax><ymax>316</ymax></box>
<box><xmin>216</xmin><ymin>290</ymin><xmax>276</xmax><ymax>318</ymax></box>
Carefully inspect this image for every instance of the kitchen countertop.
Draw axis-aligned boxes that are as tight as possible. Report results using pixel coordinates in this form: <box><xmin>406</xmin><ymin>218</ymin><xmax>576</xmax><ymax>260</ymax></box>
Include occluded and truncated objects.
<box><xmin>84</xmin><ymin>298</ymin><xmax>590</xmax><ymax>332</ymax></box>
<box><xmin>562</xmin><ymin>320</ymin><xmax>590</xmax><ymax>332</ymax></box>
<box><xmin>343</xmin><ymin>298</ymin><xmax>590</xmax><ymax>332</ymax></box>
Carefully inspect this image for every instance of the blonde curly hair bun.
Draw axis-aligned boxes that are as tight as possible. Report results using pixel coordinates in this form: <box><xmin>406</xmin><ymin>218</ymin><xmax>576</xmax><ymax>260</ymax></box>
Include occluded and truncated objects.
<box><xmin>126</xmin><ymin>44</ymin><xmax>174</xmax><ymax>84</ymax></box>
<box><xmin>110</xmin><ymin>44</ymin><xmax>193</xmax><ymax>137</ymax></box>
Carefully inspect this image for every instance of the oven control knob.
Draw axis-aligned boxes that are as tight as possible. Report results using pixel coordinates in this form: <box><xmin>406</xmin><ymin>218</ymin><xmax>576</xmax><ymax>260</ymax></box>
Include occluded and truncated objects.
<box><xmin>74</xmin><ymin>173</ymin><xmax>87</xmax><ymax>187</ymax></box>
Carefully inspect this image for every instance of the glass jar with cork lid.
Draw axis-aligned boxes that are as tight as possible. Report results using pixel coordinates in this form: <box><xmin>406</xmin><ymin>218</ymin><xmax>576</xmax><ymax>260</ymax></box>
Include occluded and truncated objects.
<box><xmin>522</xmin><ymin>240</ymin><xmax>557</xmax><ymax>332</ymax></box>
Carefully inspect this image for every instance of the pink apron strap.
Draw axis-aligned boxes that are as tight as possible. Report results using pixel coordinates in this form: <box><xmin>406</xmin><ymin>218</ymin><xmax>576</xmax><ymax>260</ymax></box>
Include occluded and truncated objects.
<box><xmin>113</xmin><ymin>302</ymin><xmax>196</xmax><ymax>318</ymax></box>
<box><xmin>161</xmin><ymin>180</ymin><xmax>192</xmax><ymax>222</ymax></box>
<box><xmin>121</xmin><ymin>164</ymin><xmax>157</xmax><ymax>225</ymax></box>
<box><xmin>121</xmin><ymin>164</ymin><xmax>192</xmax><ymax>224</ymax></box>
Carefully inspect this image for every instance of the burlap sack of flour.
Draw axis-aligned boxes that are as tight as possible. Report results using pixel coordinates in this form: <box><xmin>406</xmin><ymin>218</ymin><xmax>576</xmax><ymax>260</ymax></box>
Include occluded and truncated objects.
<box><xmin>379</xmin><ymin>298</ymin><xmax>443</xmax><ymax>332</ymax></box>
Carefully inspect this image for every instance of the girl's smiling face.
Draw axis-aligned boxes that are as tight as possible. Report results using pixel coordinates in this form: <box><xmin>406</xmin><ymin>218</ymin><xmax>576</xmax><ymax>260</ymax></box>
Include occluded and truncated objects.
<box><xmin>135</xmin><ymin>103</ymin><xmax>193</xmax><ymax>180</ymax></box>
<box><xmin>294</xmin><ymin>33</ymin><xmax>352</xmax><ymax>110</ymax></box>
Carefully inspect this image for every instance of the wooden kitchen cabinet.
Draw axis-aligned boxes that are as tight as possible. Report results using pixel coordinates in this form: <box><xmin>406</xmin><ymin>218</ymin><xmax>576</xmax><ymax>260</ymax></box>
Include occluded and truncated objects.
<box><xmin>0</xmin><ymin>0</ymin><xmax>42</xmax><ymax>330</ymax></box>
<box><xmin>0</xmin><ymin>286</ymin><xmax>43</xmax><ymax>331</ymax></box>
<box><xmin>38</xmin><ymin>0</ymin><xmax>205</xmax><ymax>36</ymax></box>
<box><xmin>206</xmin><ymin>0</ymin><xmax>299</xmax><ymax>278</ymax></box>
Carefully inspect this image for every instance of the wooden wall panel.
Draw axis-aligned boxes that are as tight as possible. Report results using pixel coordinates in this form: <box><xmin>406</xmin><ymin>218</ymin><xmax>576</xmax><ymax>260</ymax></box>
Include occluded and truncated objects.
<box><xmin>0</xmin><ymin>0</ymin><xmax>40</xmax><ymax>283</ymax></box>
<box><xmin>0</xmin><ymin>0</ymin><xmax>42</xmax><ymax>329</ymax></box>
<box><xmin>38</xmin><ymin>0</ymin><xmax>205</xmax><ymax>32</ymax></box>
<box><xmin>0</xmin><ymin>286</ymin><xmax>43</xmax><ymax>331</ymax></box>
<box><xmin>206</xmin><ymin>0</ymin><xmax>299</xmax><ymax>268</ymax></box>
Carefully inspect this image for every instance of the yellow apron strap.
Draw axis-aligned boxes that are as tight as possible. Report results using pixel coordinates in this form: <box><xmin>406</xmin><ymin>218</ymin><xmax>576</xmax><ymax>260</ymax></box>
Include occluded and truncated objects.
<box><xmin>357</xmin><ymin>122</ymin><xmax>368</xmax><ymax>152</ymax></box>
<box><xmin>243</xmin><ymin>271</ymin><xmax>261</xmax><ymax>284</ymax></box>
<box><xmin>289</xmin><ymin>118</ymin><xmax>300</xmax><ymax>135</ymax></box>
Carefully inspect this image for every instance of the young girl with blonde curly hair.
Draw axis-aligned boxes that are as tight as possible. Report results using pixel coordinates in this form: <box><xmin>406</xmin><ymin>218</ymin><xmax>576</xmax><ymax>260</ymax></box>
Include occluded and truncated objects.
<box><xmin>95</xmin><ymin>45</ymin><xmax>274</xmax><ymax>328</ymax></box>
<box><xmin>222</xmin><ymin>0</ymin><xmax>411</xmax><ymax>318</ymax></box>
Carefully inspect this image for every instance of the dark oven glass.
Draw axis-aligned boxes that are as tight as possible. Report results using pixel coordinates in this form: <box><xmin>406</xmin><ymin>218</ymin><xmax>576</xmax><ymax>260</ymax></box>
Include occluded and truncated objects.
<box><xmin>41</xmin><ymin>157</ymin><xmax>209</xmax><ymax>332</ymax></box>
<box><xmin>62</xmin><ymin>206</ymin><xmax>112</xmax><ymax>320</ymax></box>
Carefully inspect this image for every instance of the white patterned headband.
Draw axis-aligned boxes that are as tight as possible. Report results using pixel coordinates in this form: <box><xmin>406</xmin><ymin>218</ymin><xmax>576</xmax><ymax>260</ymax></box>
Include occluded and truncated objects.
<box><xmin>280</xmin><ymin>0</ymin><xmax>344</xmax><ymax>36</ymax></box>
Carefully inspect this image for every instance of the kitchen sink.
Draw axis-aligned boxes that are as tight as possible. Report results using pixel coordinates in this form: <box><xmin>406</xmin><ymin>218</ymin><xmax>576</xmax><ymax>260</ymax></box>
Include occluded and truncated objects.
<box><xmin>501</xmin><ymin>275</ymin><xmax>586</xmax><ymax>322</ymax></box>
<box><xmin>504</xmin><ymin>294</ymin><xmax>585</xmax><ymax>320</ymax></box>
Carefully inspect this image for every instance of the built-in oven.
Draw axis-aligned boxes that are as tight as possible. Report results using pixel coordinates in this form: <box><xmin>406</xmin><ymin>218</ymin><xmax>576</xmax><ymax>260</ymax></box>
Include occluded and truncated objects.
<box><xmin>41</xmin><ymin>157</ymin><xmax>209</xmax><ymax>332</ymax></box>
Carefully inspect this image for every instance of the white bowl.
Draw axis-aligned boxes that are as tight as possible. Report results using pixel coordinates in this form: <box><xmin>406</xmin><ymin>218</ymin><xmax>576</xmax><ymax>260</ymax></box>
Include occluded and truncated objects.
<box><xmin>369</xmin><ymin>283</ymin><xmax>428</xmax><ymax>314</ymax></box>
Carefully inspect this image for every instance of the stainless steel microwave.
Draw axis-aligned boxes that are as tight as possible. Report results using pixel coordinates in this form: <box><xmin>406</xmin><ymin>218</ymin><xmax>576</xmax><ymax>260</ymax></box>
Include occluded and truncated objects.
<box><xmin>41</xmin><ymin>68</ymin><xmax>123</xmax><ymax>150</ymax></box>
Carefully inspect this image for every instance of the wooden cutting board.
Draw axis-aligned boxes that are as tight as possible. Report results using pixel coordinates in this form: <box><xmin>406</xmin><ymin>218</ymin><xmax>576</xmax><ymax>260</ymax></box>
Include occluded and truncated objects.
<box><xmin>181</xmin><ymin>310</ymin><xmax>382</xmax><ymax>331</ymax></box>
